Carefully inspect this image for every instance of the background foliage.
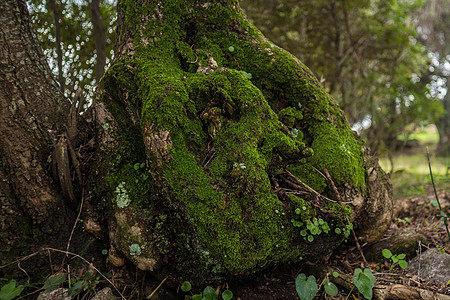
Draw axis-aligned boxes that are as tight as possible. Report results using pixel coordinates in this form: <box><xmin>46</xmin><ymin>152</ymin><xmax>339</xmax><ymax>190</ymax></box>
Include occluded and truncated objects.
<box><xmin>28</xmin><ymin>0</ymin><xmax>447</xmax><ymax>156</ymax></box>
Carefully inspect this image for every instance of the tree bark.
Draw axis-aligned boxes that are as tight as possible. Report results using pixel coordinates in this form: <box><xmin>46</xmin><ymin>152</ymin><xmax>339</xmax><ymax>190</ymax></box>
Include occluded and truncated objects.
<box><xmin>92</xmin><ymin>0</ymin><xmax>393</xmax><ymax>285</ymax></box>
<box><xmin>0</xmin><ymin>0</ymin><xmax>71</xmax><ymax>273</ymax></box>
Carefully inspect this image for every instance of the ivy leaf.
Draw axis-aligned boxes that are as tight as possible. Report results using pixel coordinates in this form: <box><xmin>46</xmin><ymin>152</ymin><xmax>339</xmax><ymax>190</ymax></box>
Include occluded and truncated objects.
<box><xmin>221</xmin><ymin>290</ymin><xmax>233</xmax><ymax>300</ymax></box>
<box><xmin>181</xmin><ymin>281</ymin><xmax>191</xmax><ymax>292</ymax></box>
<box><xmin>295</xmin><ymin>273</ymin><xmax>318</xmax><ymax>300</ymax></box>
<box><xmin>202</xmin><ymin>286</ymin><xmax>218</xmax><ymax>300</ymax></box>
<box><xmin>353</xmin><ymin>268</ymin><xmax>376</xmax><ymax>300</ymax></box>
<box><xmin>0</xmin><ymin>280</ymin><xmax>24</xmax><ymax>300</ymax></box>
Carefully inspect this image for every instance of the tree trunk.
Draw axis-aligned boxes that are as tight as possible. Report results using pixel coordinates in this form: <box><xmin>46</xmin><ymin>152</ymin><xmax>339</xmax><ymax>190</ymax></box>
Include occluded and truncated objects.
<box><xmin>49</xmin><ymin>0</ymin><xmax>64</xmax><ymax>91</ymax></box>
<box><xmin>91</xmin><ymin>0</ymin><xmax>393</xmax><ymax>286</ymax></box>
<box><xmin>0</xmin><ymin>0</ymin><xmax>393</xmax><ymax>290</ymax></box>
<box><xmin>90</xmin><ymin>0</ymin><xmax>107</xmax><ymax>83</ymax></box>
<box><xmin>0</xmin><ymin>0</ymin><xmax>72</xmax><ymax>276</ymax></box>
<box><xmin>436</xmin><ymin>75</ymin><xmax>449</xmax><ymax>157</ymax></box>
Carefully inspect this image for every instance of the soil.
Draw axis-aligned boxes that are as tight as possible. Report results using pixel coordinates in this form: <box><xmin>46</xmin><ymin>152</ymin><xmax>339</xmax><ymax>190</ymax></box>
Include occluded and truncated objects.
<box><xmin>14</xmin><ymin>176</ymin><xmax>449</xmax><ymax>300</ymax></box>
<box><xmin>107</xmin><ymin>183</ymin><xmax>448</xmax><ymax>299</ymax></box>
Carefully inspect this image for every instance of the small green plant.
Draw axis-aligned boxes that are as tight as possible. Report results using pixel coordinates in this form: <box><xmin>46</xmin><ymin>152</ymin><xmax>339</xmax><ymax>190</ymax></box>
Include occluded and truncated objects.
<box><xmin>382</xmin><ymin>249</ymin><xmax>408</xmax><ymax>270</ymax></box>
<box><xmin>181</xmin><ymin>281</ymin><xmax>233</xmax><ymax>300</ymax></box>
<box><xmin>352</xmin><ymin>268</ymin><xmax>376</xmax><ymax>300</ymax></box>
<box><xmin>436</xmin><ymin>245</ymin><xmax>446</xmax><ymax>253</ymax></box>
<box><xmin>295</xmin><ymin>273</ymin><xmax>339</xmax><ymax>300</ymax></box>
<box><xmin>0</xmin><ymin>280</ymin><xmax>24</xmax><ymax>300</ymax></box>
<box><xmin>395</xmin><ymin>217</ymin><xmax>411</xmax><ymax>224</ymax></box>
<box><xmin>181</xmin><ymin>281</ymin><xmax>192</xmax><ymax>293</ymax></box>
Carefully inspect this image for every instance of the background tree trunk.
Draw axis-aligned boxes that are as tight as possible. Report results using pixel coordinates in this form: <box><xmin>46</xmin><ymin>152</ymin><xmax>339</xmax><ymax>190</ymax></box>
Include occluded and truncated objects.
<box><xmin>90</xmin><ymin>0</ymin><xmax>107</xmax><ymax>83</ymax></box>
<box><xmin>0</xmin><ymin>0</ymin><xmax>72</xmax><ymax>276</ymax></box>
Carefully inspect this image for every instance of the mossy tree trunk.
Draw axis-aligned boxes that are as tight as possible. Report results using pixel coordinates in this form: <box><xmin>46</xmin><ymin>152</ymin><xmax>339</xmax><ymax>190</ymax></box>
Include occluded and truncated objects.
<box><xmin>93</xmin><ymin>0</ymin><xmax>393</xmax><ymax>285</ymax></box>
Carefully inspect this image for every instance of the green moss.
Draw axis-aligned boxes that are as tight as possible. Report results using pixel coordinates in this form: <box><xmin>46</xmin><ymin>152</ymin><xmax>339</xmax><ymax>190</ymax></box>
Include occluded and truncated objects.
<box><xmin>98</xmin><ymin>0</ymin><xmax>373</xmax><ymax>283</ymax></box>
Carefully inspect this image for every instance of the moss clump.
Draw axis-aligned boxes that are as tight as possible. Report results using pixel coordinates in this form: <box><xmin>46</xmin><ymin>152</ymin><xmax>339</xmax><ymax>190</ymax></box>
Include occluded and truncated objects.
<box><xmin>97</xmin><ymin>0</ymin><xmax>377</xmax><ymax>284</ymax></box>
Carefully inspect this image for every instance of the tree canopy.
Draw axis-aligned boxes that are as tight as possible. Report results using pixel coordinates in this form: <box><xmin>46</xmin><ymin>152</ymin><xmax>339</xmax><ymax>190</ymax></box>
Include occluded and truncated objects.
<box><xmin>240</xmin><ymin>0</ymin><xmax>443</xmax><ymax>152</ymax></box>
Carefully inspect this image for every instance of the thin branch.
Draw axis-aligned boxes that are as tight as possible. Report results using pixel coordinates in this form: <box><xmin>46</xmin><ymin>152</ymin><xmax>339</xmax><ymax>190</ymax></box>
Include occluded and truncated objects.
<box><xmin>284</xmin><ymin>170</ymin><xmax>337</xmax><ymax>203</ymax></box>
<box><xmin>322</xmin><ymin>168</ymin><xmax>342</xmax><ymax>202</ymax></box>
<box><xmin>146</xmin><ymin>276</ymin><xmax>168</xmax><ymax>299</ymax></box>
<box><xmin>347</xmin><ymin>216</ymin><xmax>368</xmax><ymax>266</ymax></box>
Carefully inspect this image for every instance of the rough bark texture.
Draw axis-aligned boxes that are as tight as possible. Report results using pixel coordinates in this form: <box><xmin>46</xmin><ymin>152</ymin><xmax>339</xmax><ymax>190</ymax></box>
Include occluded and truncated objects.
<box><xmin>0</xmin><ymin>0</ymin><xmax>70</xmax><ymax>272</ymax></box>
<box><xmin>91</xmin><ymin>0</ymin><xmax>393</xmax><ymax>286</ymax></box>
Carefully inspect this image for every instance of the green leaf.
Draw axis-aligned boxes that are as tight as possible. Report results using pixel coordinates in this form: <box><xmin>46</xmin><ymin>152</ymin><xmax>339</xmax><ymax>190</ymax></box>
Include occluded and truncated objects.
<box><xmin>192</xmin><ymin>295</ymin><xmax>202</xmax><ymax>300</ymax></box>
<box><xmin>202</xmin><ymin>286</ymin><xmax>218</xmax><ymax>300</ymax></box>
<box><xmin>295</xmin><ymin>273</ymin><xmax>318</xmax><ymax>300</ymax></box>
<box><xmin>134</xmin><ymin>163</ymin><xmax>140</xmax><ymax>170</ymax></box>
<box><xmin>307</xmin><ymin>235</ymin><xmax>314</xmax><ymax>242</ymax></box>
<box><xmin>324</xmin><ymin>280</ymin><xmax>338</xmax><ymax>296</ymax></box>
<box><xmin>101</xmin><ymin>249</ymin><xmax>108</xmax><ymax>255</ymax></box>
<box><xmin>364</xmin><ymin>268</ymin><xmax>376</xmax><ymax>286</ymax></box>
<box><xmin>0</xmin><ymin>280</ymin><xmax>24</xmax><ymax>300</ymax></box>
<box><xmin>44</xmin><ymin>273</ymin><xmax>66</xmax><ymax>292</ymax></box>
<box><xmin>392</xmin><ymin>256</ymin><xmax>399</xmax><ymax>263</ymax></box>
<box><xmin>68</xmin><ymin>280</ymin><xmax>86</xmax><ymax>297</ymax></box>
<box><xmin>399</xmin><ymin>260</ymin><xmax>408</xmax><ymax>269</ymax></box>
<box><xmin>140</xmin><ymin>162</ymin><xmax>145</xmax><ymax>168</ymax></box>
<box><xmin>332</xmin><ymin>271</ymin><xmax>339</xmax><ymax>278</ymax></box>
<box><xmin>397</xmin><ymin>254</ymin><xmax>406</xmax><ymax>260</ymax></box>
<box><xmin>430</xmin><ymin>200</ymin><xmax>439</xmax><ymax>207</ymax></box>
<box><xmin>228</xmin><ymin>46</ymin><xmax>235</xmax><ymax>52</ymax></box>
<box><xmin>353</xmin><ymin>268</ymin><xmax>375</xmax><ymax>300</ymax></box>
<box><xmin>181</xmin><ymin>281</ymin><xmax>192</xmax><ymax>292</ymax></box>
<box><xmin>382</xmin><ymin>249</ymin><xmax>392</xmax><ymax>259</ymax></box>
<box><xmin>221</xmin><ymin>290</ymin><xmax>233</xmax><ymax>300</ymax></box>
<box><xmin>295</xmin><ymin>208</ymin><xmax>301</xmax><ymax>215</ymax></box>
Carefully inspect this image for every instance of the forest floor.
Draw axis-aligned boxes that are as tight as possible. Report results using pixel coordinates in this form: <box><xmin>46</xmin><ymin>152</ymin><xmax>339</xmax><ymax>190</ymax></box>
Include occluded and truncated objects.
<box><xmin>226</xmin><ymin>129</ymin><xmax>450</xmax><ymax>299</ymax></box>
<box><xmin>13</xmin><ymin>128</ymin><xmax>448</xmax><ymax>300</ymax></box>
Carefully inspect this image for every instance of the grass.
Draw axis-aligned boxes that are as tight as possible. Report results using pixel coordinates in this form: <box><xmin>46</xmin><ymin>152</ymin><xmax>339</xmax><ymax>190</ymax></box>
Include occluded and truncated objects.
<box><xmin>379</xmin><ymin>125</ymin><xmax>449</xmax><ymax>198</ymax></box>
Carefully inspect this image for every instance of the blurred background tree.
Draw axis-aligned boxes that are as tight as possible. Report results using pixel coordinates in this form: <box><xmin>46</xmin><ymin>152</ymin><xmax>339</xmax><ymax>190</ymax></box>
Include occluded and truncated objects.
<box><xmin>27</xmin><ymin>0</ymin><xmax>116</xmax><ymax>99</ymax></box>
<box><xmin>240</xmin><ymin>0</ymin><xmax>444</xmax><ymax>157</ymax></box>
<box><xmin>28</xmin><ymin>0</ymin><xmax>446</xmax><ymax>158</ymax></box>
<box><xmin>415</xmin><ymin>0</ymin><xmax>449</xmax><ymax>157</ymax></box>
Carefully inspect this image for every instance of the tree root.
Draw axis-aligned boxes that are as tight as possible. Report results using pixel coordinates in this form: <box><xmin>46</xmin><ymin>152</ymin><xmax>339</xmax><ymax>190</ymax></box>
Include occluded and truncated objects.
<box><xmin>308</xmin><ymin>265</ymin><xmax>450</xmax><ymax>300</ymax></box>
